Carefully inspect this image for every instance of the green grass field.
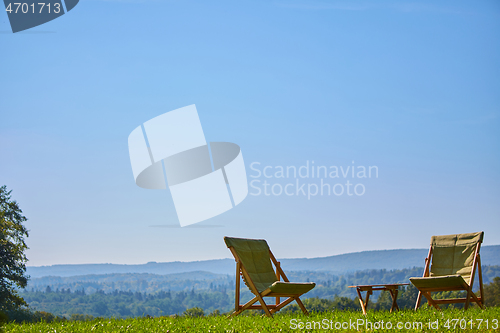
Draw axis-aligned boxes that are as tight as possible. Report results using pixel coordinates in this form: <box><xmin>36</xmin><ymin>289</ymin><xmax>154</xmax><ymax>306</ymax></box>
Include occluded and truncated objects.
<box><xmin>3</xmin><ymin>307</ymin><xmax>499</xmax><ymax>332</ymax></box>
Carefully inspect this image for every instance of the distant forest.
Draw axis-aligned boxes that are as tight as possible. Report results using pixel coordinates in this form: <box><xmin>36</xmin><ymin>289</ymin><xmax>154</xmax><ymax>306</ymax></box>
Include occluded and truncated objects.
<box><xmin>19</xmin><ymin>265</ymin><xmax>500</xmax><ymax>318</ymax></box>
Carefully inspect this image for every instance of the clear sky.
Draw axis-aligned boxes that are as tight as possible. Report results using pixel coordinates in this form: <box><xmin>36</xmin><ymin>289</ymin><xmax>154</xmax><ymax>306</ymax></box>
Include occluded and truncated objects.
<box><xmin>1</xmin><ymin>0</ymin><xmax>499</xmax><ymax>267</ymax></box>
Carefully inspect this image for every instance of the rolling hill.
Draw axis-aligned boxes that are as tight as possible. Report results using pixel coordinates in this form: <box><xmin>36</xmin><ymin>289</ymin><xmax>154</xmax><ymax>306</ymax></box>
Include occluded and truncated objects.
<box><xmin>27</xmin><ymin>245</ymin><xmax>500</xmax><ymax>278</ymax></box>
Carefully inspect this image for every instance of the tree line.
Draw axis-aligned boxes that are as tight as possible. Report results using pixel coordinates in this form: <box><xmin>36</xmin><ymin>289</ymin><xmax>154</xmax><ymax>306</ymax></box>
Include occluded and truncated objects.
<box><xmin>8</xmin><ymin>271</ymin><xmax>499</xmax><ymax>321</ymax></box>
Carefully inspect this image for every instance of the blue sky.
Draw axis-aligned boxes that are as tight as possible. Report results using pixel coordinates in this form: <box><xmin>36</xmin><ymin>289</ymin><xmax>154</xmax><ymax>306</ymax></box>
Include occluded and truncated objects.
<box><xmin>1</xmin><ymin>0</ymin><xmax>499</xmax><ymax>266</ymax></box>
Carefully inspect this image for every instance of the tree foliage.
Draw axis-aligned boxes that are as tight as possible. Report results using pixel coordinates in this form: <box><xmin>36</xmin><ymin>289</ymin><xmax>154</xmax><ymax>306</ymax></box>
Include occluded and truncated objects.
<box><xmin>20</xmin><ymin>288</ymin><xmax>228</xmax><ymax>318</ymax></box>
<box><xmin>0</xmin><ymin>185</ymin><xmax>30</xmax><ymax>313</ymax></box>
<box><xmin>484</xmin><ymin>276</ymin><xmax>500</xmax><ymax>307</ymax></box>
<box><xmin>183</xmin><ymin>307</ymin><xmax>205</xmax><ymax>317</ymax></box>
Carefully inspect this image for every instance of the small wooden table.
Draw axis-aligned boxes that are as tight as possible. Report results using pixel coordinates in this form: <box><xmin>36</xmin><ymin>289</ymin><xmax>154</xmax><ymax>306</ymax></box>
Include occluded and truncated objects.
<box><xmin>348</xmin><ymin>283</ymin><xmax>409</xmax><ymax>315</ymax></box>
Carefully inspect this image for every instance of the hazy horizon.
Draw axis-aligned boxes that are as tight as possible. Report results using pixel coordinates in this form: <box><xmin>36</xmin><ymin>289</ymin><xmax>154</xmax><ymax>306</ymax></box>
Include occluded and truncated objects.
<box><xmin>25</xmin><ymin>244</ymin><xmax>500</xmax><ymax>267</ymax></box>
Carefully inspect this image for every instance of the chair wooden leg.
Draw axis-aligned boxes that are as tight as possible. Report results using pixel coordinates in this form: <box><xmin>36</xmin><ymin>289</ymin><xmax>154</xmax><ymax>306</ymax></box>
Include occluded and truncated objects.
<box><xmin>469</xmin><ymin>291</ymin><xmax>484</xmax><ymax>309</ymax></box>
<box><xmin>422</xmin><ymin>292</ymin><xmax>441</xmax><ymax>311</ymax></box>
<box><xmin>227</xmin><ymin>296</ymin><xmax>260</xmax><ymax>318</ymax></box>
<box><xmin>295</xmin><ymin>298</ymin><xmax>309</xmax><ymax>316</ymax></box>
<box><xmin>478</xmin><ymin>256</ymin><xmax>485</xmax><ymax>308</ymax></box>
<box><xmin>255</xmin><ymin>293</ymin><xmax>273</xmax><ymax>317</ymax></box>
<box><xmin>415</xmin><ymin>291</ymin><xmax>422</xmax><ymax>310</ymax></box>
<box><xmin>464</xmin><ymin>289</ymin><xmax>471</xmax><ymax>310</ymax></box>
<box><xmin>235</xmin><ymin>262</ymin><xmax>241</xmax><ymax>313</ymax></box>
<box><xmin>474</xmin><ymin>295</ymin><xmax>485</xmax><ymax>310</ymax></box>
<box><xmin>269</xmin><ymin>296</ymin><xmax>297</xmax><ymax>315</ymax></box>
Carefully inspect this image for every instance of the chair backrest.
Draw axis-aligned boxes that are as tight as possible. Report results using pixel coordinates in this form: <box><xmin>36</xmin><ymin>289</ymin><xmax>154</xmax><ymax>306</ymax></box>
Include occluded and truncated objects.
<box><xmin>224</xmin><ymin>237</ymin><xmax>278</xmax><ymax>293</ymax></box>
<box><xmin>430</xmin><ymin>231</ymin><xmax>483</xmax><ymax>285</ymax></box>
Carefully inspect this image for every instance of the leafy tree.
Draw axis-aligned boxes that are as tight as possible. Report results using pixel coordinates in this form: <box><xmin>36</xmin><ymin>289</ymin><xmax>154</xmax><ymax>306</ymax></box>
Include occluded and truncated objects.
<box><xmin>92</xmin><ymin>301</ymin><xmax>109</xmax><ymax>316</ymax></box>
<box><xmin>183</xmin><ymin>307</ymin><xmax>204</xmax><ymax>317</ymax></box>
<box><xmin>484</xmin><ymin>276</ymin><xmax>500</xmax><ymax>307</ymax></box>
<box><xmin>209</xmin><ymin>309</ymin><xmax>221</xmax><ymax>316</ymax></box>
<box><xmin>0</xmin><ymin>185</ymin><xmax>30</xmax><ymax>314</ymax></box>
<box><xmin>373</xmin><ymin>290</ymin><xmax>393</xmax><ymax>311</ymax></box>
<box><xmin>69</xmin><ymin>313</ymin><xmax>94</xmax><ymax>321</ymax></box>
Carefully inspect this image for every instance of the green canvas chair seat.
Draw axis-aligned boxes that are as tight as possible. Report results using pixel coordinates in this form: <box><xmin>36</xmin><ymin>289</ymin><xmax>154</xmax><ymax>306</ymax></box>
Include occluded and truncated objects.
<box><xmin>410</xmin><ymin>231</ymin><xmax>485</xmax><ymax>311</ymax></box>
<box><xmin>224</xmin><ymin>236</ymin><xmax>315</xmax><ymax>318</ymax></box>
<box><xmin>410</xmin><ymin>275</ymin><xmax>466</xmax><ymax>289</ymax></box>
<box><xmin>269</xmin><ymin>281</ymin><xmax>316</xmax><ymax>294</ymax></box>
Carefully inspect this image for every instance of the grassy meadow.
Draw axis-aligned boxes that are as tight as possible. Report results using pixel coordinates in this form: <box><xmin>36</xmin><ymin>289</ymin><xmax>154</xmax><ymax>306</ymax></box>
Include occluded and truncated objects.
<box><xmin>3</xmin><ymin>307</ymin><xmax>499</xmax><ymax>332</ymax></box>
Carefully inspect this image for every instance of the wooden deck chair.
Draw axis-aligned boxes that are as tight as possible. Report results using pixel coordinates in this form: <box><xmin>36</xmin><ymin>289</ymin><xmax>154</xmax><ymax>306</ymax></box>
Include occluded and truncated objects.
<box><xmin>410</xmin><ymin>231</ymin><xmax>485</xmax><ymax>311</ymax></box>
<box><xmin>224</xmin><ymin>236</ymin><xmax>315</xmax><ymax>318</ymax></box>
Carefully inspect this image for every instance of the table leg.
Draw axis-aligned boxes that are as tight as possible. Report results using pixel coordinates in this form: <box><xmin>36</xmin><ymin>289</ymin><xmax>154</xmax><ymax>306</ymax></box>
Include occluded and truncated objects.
<box><xmin>389</xmin><ymin>289</ymin><xmax>400</xmax><ymax>312</ymax></box>
<box><xmin>356</xmin><ymin>288</ymin><xmax>372</xmax><ymax>315</ymax></box>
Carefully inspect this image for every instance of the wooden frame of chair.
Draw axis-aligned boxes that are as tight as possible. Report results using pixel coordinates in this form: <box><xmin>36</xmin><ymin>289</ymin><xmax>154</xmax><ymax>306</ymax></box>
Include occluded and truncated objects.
<box><xmin>414</xmin><ymin>241</ymin><xmax>485</xmax><ymax>310</ymax></box>
<box><xmin>227</xmin><ymin>246</ymin><xmax>310</xmax><ymax>318</ymax></box>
